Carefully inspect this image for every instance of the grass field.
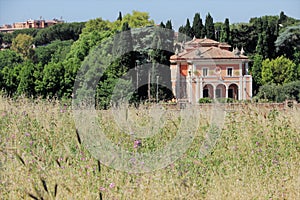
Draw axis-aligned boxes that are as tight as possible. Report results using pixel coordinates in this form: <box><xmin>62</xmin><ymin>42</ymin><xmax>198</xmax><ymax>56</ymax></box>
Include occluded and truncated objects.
<box><xmin>0</xmin><ymin>96</ymin><xmax>299</xmax><ymax>199</ymax></box>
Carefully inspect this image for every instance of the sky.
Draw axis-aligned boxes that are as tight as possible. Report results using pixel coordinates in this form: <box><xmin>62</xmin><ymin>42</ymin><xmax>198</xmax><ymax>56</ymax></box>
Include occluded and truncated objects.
<box><xmin>0</xmin><ymin>0</ymin><xmax>299</xmax><ymax>30</ymax></box>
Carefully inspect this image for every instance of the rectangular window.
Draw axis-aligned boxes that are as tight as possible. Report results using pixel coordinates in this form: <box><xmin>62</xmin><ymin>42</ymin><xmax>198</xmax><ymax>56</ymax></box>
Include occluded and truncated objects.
<box><xmin>202</xmin><ymin>68</ymin><xmax>208</xmax><ymax>77</ymax></box>
<box><xmin>227</xmin><ymin>68</ymin><xmax>233</xmax><ymax>76</ymax></box>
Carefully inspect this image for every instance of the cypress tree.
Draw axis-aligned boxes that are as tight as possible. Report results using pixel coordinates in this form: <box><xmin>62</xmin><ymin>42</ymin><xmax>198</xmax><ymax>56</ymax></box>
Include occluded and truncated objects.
<box><xmin>220</xmin><ymin>18</ymin><xmax>230</xmax><ymax>43</ymax></box>
<box><xmin>192</xmin><ymin>13</ymin><xmax>204</xmax><ymax>38</ymax></box>
<box><xmin>256</xmin><ymin>33</ymin><xmax>264</xmax><ymax>56</ymax></box>
<box><xmin>165</xmin><ymin>20</ymin><xmax>174</xmax><ymax>51</ymax></box>
<box><xmin>262</xmin><ymin>20</ymin><xmax>269</xmax><ymax>58</ymax></box>
<box><xmin>255</xmin><ymin>18</ymin><xmax>264</xmax><ymax>56</ymax></box>
<box><xmin>166</xmin><ymin>20</ymin><xmax>172</xmax><ymax>30</ymax></box>
<box><xmin>278</xmin><ymin>11</ymin><xmax>287</xmax><ymax>25</ymax></box>
<box><xmin>113</xmin><ymin>22</ymin><xmax>134</xmax><ymax>74</ymax></box>
<box><xmin>117</xmin><ymin>11</ymin><xmax>122</xmax><ymax>21</ymax></box>
<box><xmin>160</xmin><ymin>21</ymin><xmax>166</xmax><ymax>28</ymax></box>
<box><xmin>178</xmin><ymin>25</ymin><xmax>185</xmax><ymax>42</ymax></box>
<box><xmin>185</xmin><ymin>18</ymin><xmax>193</xmax><ymax>38</ymax></box>
<box><xmin>205</xmin><ymin>13</ymin><xmax>215</xmax><ymax>40</ymax></box>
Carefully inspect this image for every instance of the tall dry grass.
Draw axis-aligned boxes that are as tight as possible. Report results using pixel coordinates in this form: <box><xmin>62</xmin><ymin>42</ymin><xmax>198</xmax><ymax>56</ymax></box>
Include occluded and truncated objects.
<box><xmin>0</xmin><ymin>96</ymin><xmax>299</xmax><ymax>199</ymax></box>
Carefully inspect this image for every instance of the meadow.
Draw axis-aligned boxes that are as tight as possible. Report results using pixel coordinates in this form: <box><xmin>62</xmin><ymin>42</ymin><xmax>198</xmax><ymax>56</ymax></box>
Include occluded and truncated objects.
<box><xmin>0</xmin><ymin>96</ymin><xmax>299</xmax><ymax>199</ymax></box>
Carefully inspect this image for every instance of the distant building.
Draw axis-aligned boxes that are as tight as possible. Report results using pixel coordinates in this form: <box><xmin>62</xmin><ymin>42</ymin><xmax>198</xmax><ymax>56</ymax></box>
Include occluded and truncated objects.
<box><xmin>170</xmin><ymin>37</ymin><xmax>252</xmax><ymax>103</ymax></box>
<box><xmin>0</xmin><ymin>18</ymin><xmax>64</xmax><ymax>33</ymax></box>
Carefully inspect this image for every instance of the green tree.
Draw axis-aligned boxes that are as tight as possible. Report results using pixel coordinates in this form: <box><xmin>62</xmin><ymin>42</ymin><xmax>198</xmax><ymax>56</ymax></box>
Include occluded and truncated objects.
<box><xmin>250</xmin><ymin>54</ymin><xmax>264</xmax><ymax>94</ymax></box>
<box><xmin>122</xmin><ymin>11</ymin><xmax>155</xmax><ymax>28</ymax></box>
<box><xmin>214</xmin><ymin>22</ymin><xmax>223</xmax><ymax>42</ymax></box>
<box><xmin>159</xmin><ymin>22</ymin><xmax>166</xmax><ymax>28</ymax></box>
<box><xmin>255</xmin><ymin>20</ymin><xmax>269</xmax><ymax>58</ymax></box>
<box><xmin>293</xmin><ymin>50</ymin><xmax>300</xmax><ymax>76</ymax></box>
<box><xmin>1</xmin><ymin>28</ymin><xmax>38</xmax><ymax>45</ymax></box>
<box><xmin>1</xmin><ymin>63</ymin><xmax>22</xmax><ymax>96</ymax></box>
<box><xmin>34</xmin><ymin>22</ymin><xmax>85</xmax><ymax>46</ymax></box>
<box><xmin>220</xmin><ymin>18</ymin><xmax>230</xmax><ymax>43</ymax></box>
<box><xmin>166</xmin><ymin>20</ymin><xmax>172</xmax><ymax>30</ymax></box>
<box><xmin>62</xmin><ymin>57</ymin><xmax>82</xmax><ymax>96</ymax></box>
<box><xmin>275</xmin><ymin>25</ymin><xmax>300</xmax><ymax>60</ymax></box>
<box><xmin>279</xmin><ymin>81</ymin><xmax>300</xmax><ymax>102</ymax></box>
<box><xmin>117</xmin><ymin>11</ymin><xmax>123</xmax><ymax>21</ymax></box>
<box><xmin>178</xmin><ymin>25</ymin><xmax>186</xmax><ymax>42</ymax></box>
<box><xmin>112</xmin><ymin>22</ymin><xmax>134</xmax><ymax>75</ymax></box>
<box><xmin>184</xmin><ymin>18</ymin><xmax>193</xmax><ymax>38</ymax></box>
<box><xmin>11</xmin><ymin>34</ymin><xmax>34</xmax><ymax>59</ymax></box>
<box><xmin>205</xmin><ymin>13</ymin><xmax>215</xmax><ymax>39</ymax></box>
<box><xmin>0</xmin><ymin>50</ymin><xmax>23</xmax><ymax>91</ymax></box>
<box><xmin>255</xmin><ymin>83</ymin><xmax>278</xmax><ymax>102</ymax></box>
<box><xmin>37</xmin><ymin>62</ymin><xmax>65</xmax><ymax>97</ymax></box>
<box><xmin>17</xmin><ymin>61</ymin><xmax>36</xmax><ymax>96</ymax></box>
<box><xmin>253</xmin><ymin>16</ymin><xmax>279</xmax><ymax>58</ymax></box>
<box><xmin>261</xmin><ymin>56</ymin><xmax>297</xmax><ymax>85</ymax></box>
<box><xmin>34</xmin><ymin>40</ymin><xmax>73</xmax><ymax>65</ymax></box>
<box><xmin>256</xmin><ymin>81</ymin><xmax>300</xmax><ymax>102</ymax></box>
<box><xmin>2</xmin><ymin>33</ymin><xmax>13</xmax><ymax>44</ymax></box>
<box><xmin>231</xmin><ymin>23</ymin><xmax>257</xmax><ymax>54</ymax></box>
<box><xmin>192</xmin><ymin>13</ymin><xmax>204</xmax><ymax>38</ymax></box>
<box><xmin>66</xmin><ymin>11</ymin><xmax>155</xmax><ymax>102</ymax></box>
<box><xmin>0</xmin><ymin>50</ymin><xmax>23</xmax><ymax>71</ymax></box>
<box><xmin>278</xmin><ymin>11</ymin><xmax>288</xmax><ymax>25</ymax></box>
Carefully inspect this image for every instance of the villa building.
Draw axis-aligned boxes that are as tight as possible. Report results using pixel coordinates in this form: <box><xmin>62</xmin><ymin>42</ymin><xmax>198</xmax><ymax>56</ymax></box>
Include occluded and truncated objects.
<box><xmin>170</xmin><ymin>37</ymin><xmax>252</xmax><ymax>103</ymax></box>
<box><xmin>0</xmin><ymin>18</ymin><xmax>64</xmax><ymax>33</ymax></box>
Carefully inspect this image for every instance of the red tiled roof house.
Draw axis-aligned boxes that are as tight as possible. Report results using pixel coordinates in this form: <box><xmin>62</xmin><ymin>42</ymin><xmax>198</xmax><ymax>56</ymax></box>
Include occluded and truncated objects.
<box><xmin>170</xmin><ymin>37</ymin><xmax>252</xmax><ymax>103</ymax></box>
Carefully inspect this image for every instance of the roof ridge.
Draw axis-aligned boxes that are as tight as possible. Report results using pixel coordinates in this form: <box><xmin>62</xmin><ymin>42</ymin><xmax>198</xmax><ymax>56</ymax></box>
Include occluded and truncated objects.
<box><xmin>199</xmin><ymin>47</ymin><xmax>213</xmax><ymax>55</ymax></box>
<box><xmin>178</xmin><ymin>50</ymin><xmax>192</xmax><ymax>57</ymax></box>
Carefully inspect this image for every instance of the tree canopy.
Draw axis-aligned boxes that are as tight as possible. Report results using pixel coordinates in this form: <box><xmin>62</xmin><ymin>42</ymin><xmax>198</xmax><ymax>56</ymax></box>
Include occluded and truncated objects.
<box><xmin>0</xmin><ymin>10</ymin><xmax>300</xmax><ymax>103</ymax></box>
<box><xmin>261</xmin><ymin>56</ymin><xmax>298</xmax><ymax>85</ymax></box>
<box><xmin>11</xmin><ymin>34</ymin><xmax>34</xmax><ymax>59</ymax></box>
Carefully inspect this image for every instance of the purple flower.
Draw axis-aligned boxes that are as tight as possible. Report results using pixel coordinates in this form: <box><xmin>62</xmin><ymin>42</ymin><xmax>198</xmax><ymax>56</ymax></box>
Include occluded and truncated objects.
<box><xmin>25</xmin><ymin>132</ymin><xmax>31</xmax><ymax>137</ymax></box>
<box><xmin>99</xmin><ymin>187</ymin><xmax>106</xmax><ymax>191</ymax></box>
<box><xmin>130</xmin><ymin>157</ymin><xmax>136</xmax><ymax>164</ymax></box>
<box><xmin>134</xmin><ymin>140</ymin><xmax>141</xmax><ymax>148</ymax></box>
<box><xmin>109</xmin><ymin>182</ymin><xmax>115</xmax><ymax>188</ymax></box>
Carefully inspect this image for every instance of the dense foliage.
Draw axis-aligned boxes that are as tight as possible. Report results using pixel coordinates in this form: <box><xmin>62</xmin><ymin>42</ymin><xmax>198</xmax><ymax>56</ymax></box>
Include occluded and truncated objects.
<box><xmin>0</xmin><ymin>11</ymin><xmax>299</xmax><ymax>104</ymax></box>
<box><xmin>178</xmin><ymin>11</ymin><xmax>300</xmax><ymax>101</ymax></box>
<box><xmin>255</xmin><ymin>81</ymin><xmax>300</xmax><ymax>102</ymax></box>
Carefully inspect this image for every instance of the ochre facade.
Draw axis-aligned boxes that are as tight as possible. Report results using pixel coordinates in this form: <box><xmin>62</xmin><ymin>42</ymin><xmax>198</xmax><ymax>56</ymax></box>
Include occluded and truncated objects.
<box><xmin>0</xmin><ymin>19</ymin><xmax>64</xmax><ymax>33</ymax></box>
<box><xmin>170</xmin><ymin>38</ymin><xmax>252</xmax><ymax>103</ymax></box>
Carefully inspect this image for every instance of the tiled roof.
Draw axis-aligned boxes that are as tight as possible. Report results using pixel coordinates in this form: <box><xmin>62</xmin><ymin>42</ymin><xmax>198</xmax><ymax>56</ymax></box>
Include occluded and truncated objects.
<box><xmin>185</xmin><ymin>38</ymin><xmax>220</xmax><ymax>45</ymax></box>
<box><xmin>171</xmin><ymin>38</ymin><xmax>247</xmax><ymax>60</ymax></box>
<box><xmin>171</xmin><ymin>46</ymin><xmax>248</xmax><ymax>60</ymax></box>
<box><xmin>218</xmin><ymin>43</ymin><xmax>231</xmax><ymax>48</ymax></box>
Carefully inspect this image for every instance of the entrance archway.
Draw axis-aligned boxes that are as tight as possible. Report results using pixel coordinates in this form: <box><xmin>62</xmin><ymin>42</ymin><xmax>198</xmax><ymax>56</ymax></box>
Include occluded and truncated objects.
<box><xmin>228</xmin><ymin>84</ymin><xmax>239</xmax><ymax>100</ymax></box>
<box><xmin>203</xmin><ymin>84</ymin><xmax>214</xmax><ymax>99</ymax></box>
<box><xmin>216</xmin><ymin>84</ymin><xmax>226</xmax><ymax>98</ymax></box>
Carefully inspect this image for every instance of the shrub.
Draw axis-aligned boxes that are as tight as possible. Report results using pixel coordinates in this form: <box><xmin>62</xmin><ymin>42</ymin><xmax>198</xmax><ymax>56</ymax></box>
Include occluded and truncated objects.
<box><xmin>256</xmin><ymin>81</ymin><xmax>300</xmax><ymax>102</ymax></box>
<box><xmin>198</xmin><ymin>97</ymin><xmax>213</xmax><ymax>103</ymax></box>
<box><xmin>216</xmin><ymin>98</ymin><xmax>234</xmax><ymax>103</ymax></box>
